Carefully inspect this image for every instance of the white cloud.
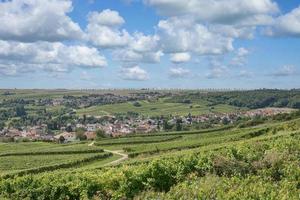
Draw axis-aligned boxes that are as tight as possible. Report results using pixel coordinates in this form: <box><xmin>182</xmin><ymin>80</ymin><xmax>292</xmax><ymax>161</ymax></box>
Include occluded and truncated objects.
<box><xmin>87</xmin><ymin>25</ymin><xmax>131</xmax><ymax>48</ymax></box>
<box><xmin>120</xmin><ymin>66</ymin><xmax>149</xmax><ymax>81</ymax></box>
<box><xmin>266</xmin><ymin>6</ymin><xmax>300</xmax><ymax>37</ymax></box>
<box><xmin>238</xmin><ymin>70</ymin><xmax>253</xmax><ymax>78</ymax></box>
<box><xmin>237</xmin><ymin>48</ymin><xmax>249</xmax><ymax>57</ymax></box>
<box><xmin>145</xmin><ymin>0</ymin><xmax>278</xmax><ymax>25</ymax></box>
<box><xmin>0</xmin><ymin>40</ymin><xmax>107</xmax><ymax>76</ymax></box>
<box><xmin>271</xmin><ymin>65</ymin><xmax>298</xmax><ymax>77</ymax></box>
<box><xmin>86</xmin><ymin>9</ymin><xmax>131</xmax><ymax>48</ymax></box>
<box><xmin>157</xmin><ymin>17</ymin><xmax>234</xmax><ymax>55</ymax></box>
<box><xmin>230</xmin><ymin>48</ymin><xmax>249</xmax><ymax>67</ymax></box>
<box><xmin>145</xmin><ymin>0</ymin><xmax>278</xmax><ymax>62</ymax></box>
<box><xmin>88</xmin><ymin>9</ymin><xmax>125</xmax><ymax>27</ymax></box>
<box><xmin>130</xmin><ymin>33</ymin><xmax>159</xmax><ymax>53</ymax></box>
<box><xmin>113</xmin><ymin>49</ymin><xmax>163</xmax><ymax>64</ymax></box>
<box><xmin>170</xmin><ymin>52</ymin><xmax>191</xmax><ymax>63</ymax></box>
<box><xmin>0</xmin><ymin>64</ymin><xmax>18</xmax><ymax>76</ymax></box>
<box><xmin>209</xmin><ymin>25</ymin><xmax>255</xmax><ymax>39</ymax></box>
<box><xmin>206</xmin><ymin>57</ymin><xmax>229</xmax><ymax>79</ymax></box>
<box><xmin>0</xmin><ymin>0</ymin><xmax>83</xmax><ymax>42</ymax></box>
<box><xmin>112</xmin><ymin>32</ymin><xmax>162</xmax><ymax>64</ymax></box>
<box><xmin>206</xmin><ymin>66</ymin><xmax>228</xmax><ymax>79</ymax></box>
<box><xmin>80</xmin><ymin>71</ymin><xmax>92</xmax><ymax>81</ymax></box>
<box><xmin>169</xmin><ymin>67</ymin><xmax>190</xmax><ymax>78</ymax></box>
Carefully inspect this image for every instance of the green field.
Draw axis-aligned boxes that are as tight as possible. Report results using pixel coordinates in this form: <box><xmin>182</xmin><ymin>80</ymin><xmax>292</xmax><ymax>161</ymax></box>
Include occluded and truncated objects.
<box><xmin>0</xmin><ymin>153</ymin><xmax>104</xmax><ymax>174</ymax></box>
<box><xmin>0</xmin><ymin>116</ymin><xmax>299</xmax><ymax>199</ymax></box>
<box><xmin>0</xmin><ymin>89</ymin><xmax>136</xmax><ymax>100</ymax></box>
<box><xmin>76</xmin><ymin>99</ymin><xmax>242</xmax><ymax>116</ymax></box>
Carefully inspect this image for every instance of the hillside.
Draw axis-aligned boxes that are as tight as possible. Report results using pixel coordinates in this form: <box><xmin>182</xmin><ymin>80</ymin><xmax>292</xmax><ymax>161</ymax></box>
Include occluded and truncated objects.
<box><xmin>0</xmin><ymin>116</ymin><xmax>299</xmax><ymax>199</ymax></box>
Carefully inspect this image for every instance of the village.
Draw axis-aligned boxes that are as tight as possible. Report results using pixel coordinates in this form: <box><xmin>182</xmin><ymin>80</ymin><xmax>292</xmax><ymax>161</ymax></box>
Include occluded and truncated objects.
<box><xmin>0</xmin><ymin>107</ymin><xmax>294</xmax><ymax>143</ymax></box>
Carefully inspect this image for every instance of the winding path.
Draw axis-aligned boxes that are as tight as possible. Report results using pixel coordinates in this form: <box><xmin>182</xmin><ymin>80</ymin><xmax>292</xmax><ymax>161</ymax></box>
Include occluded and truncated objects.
<box><xmin>103</xmin><ymin>149</ymin><xmax>128</xmax><ymax>166</ymax></box>
<box><xmin>88</xmin><ymin>141</ymin><xmax>128</xmax><ymax>166</ymax></box>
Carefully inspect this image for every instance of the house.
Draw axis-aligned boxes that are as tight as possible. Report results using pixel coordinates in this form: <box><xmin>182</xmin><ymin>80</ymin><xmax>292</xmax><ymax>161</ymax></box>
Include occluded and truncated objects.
<box><xmin>40</xmin><ymin>134</ymin><xmax>55</xmax><ymax>141</ymax></box>
<box><xmin>84</xmin><ymin>131</ymin><xmax>96</xmax><ymax>140</ymax></box>
<box><xmin>5</xmin><ymin>129</ymin><xmax>22</xmax><ymax>138</ymax></box>
<box><xmin>136</xmin><ymin>125</ymin><xmax>149</xmax><ymax>133</ymax></box>
<box><xmin>87</xmin><ymin>124</ymin><xmax>97</xmax><ymax>132</ymax></box>
<box><xmin>54</xmin><ymin>132</ymin><xmax>76</xmax><ymax>143</ymax></box>
<box><xmin>102</xmin><ymin>125</ymin><xmax>113</xmax><ymax>135</ymax></box>
<box><xmin>52</xmin><ymin>98</ymin><xmax>63</xmax><ymax>106</ymax></box>
<box><xmin>76</xmin><ymin>123</ymin><xmax>84</xmax><ymax>129</ymax></box>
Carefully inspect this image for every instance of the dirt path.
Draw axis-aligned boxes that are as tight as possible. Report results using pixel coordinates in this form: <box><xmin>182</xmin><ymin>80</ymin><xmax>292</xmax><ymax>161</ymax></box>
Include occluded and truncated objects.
<box><xmin>103</xmin><ymin>149</ymin><xmax>128</xmax><ymax>166</ymax></box>
<box><xmin>88</xmin><ymin>141</ymin><xmax>128</xmax><ymax>166</ymax></box>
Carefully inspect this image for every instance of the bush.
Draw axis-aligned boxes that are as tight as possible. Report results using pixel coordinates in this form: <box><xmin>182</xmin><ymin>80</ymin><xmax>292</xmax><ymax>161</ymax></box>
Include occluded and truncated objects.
<box><xmin>133</xmin><ymin>102</ymin><xmax>142</xmax><ymax>107</ymax></box>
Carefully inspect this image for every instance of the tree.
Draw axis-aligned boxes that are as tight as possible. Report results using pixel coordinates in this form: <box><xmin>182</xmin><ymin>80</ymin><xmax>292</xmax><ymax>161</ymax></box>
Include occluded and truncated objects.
<box><xmin>176</xmin><ymin>119</ymin><xmax>182</xmax><ymax>131</ymax></box>
<box><xmin>65</xmin><ymin>125</ymin><xmax>73</xmax><ymax>132</ymax></box>
<box><xmin>59</xmin><ymin>136</ymin><xmax>65</xmax><ymax>143</ymax></box>
<box><xmin>222</xmin><ymin>117</ymin><xmax>230</xmax><ymax>125</ymax></box>
<box><xmin>96</xmin><ymin>129</ymin><xmax>107</xmax><ymax>138</ymax></box>
<box><xmin>15</xmin><ymin>105</ymin><xmax>26</xmax><ymax>117</ymax></box>
<box><xmin>157</xmin><ymin>120</ymin><xmax>160</xmax><ymax>130</ymax></box>
<box><xmin>163</xmin><ymin>120</ymin><xmax>173</xmax><ymax>131</ymax></box>
<box><xmin>75</xmin><ymin>128</ymin><xmax>87</xmax><ymax>141</ymax></box>
<box><xmin>133</xmin><ymin>101</ymin><xmax>142</xmax><ymax>107</ymax></box>
<box><xmin>83</xmin><ymin>114</ymin><xmax>87</xmax><ymax>125</ymax></box>
<box><xmin>0</xmin><ymin>121</ymin><xmax>4</xmax><ymax>131</ymax></box>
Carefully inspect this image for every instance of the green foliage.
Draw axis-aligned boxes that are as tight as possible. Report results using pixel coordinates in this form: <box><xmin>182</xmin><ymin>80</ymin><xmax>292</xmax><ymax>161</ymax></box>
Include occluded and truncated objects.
<box><xmin>75</xmin><ymin>128</ymin><xmax>87</xmax><ymax>141</ymax></box>
<box><xmin>95</xmin><ymin>129</ymin><xmax>108</xmax><ymax>139</ymax></box>
<box><xmin>0</xmin><ymin>116</ymin><xmax>299</xmax><ymax>199</ymax></box>
<box><xmin>95</xmin><ymin>136</ymin><xmax>181</xmax><ymax>146</ymax></box>
<box><xmin>15</xmin><ymin>105</ymin><xmax>27</xmax><ymax>117</ymax></box>
<box><xmin>2</xmin><ymin>152</ymin><xmax>112</xmax><ymax>178</ymax></box>
<box><xmin>0</xmin><ymin>131</ymin><xmax>299</xmax><ymax>199</ymax></box>
<box><xmin>168</xmin><ymin>89</ymin><xmax>300</xmax><ymax>109</ymax></box>
<box><xmin>132</xmin><ymin>101</ymin><xmax>142</xmax><ymax>107</ymax></box>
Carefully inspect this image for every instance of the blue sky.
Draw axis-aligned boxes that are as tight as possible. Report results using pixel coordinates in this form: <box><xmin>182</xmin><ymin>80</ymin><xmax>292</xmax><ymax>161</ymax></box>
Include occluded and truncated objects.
<box><xmin>0</xmin><ymin>0</ymin><xmax>299</xmax><ymax>89</ymax></box>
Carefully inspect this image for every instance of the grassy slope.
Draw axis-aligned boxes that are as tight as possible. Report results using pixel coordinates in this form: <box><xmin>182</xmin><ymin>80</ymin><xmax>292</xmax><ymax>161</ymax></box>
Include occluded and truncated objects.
<box><xmin>0</xmin><ymin>118</ymin><xmax>298</xmax><ymax>175</ymax></box>
<box><xmin>0</xmin><ymin>153</ymin><xmax>103</xmax><ymax>174</ymax></box>
<box><xmin>0</xmin><ymin>118</ymin><xmax>298</xmax><ymax>199</ymax></box>
<box><xmin>76</xmin><ymin>99</ymin><xmax>241</xmax><ymax>116</ymax></box>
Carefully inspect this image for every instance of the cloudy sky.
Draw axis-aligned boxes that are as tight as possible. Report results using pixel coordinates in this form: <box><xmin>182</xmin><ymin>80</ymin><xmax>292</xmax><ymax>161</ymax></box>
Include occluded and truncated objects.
<box><xmin>0</xmin><ymin>0</ymin><xmax>299</xmax><ymax>89</ymax></box>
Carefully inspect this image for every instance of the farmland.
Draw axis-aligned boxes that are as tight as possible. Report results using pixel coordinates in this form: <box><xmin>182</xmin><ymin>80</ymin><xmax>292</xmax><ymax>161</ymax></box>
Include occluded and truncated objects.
<box><xmin>0</xmin><ymin>115</ymin><xmax>299</xmax><ymax>199</ymax></box>
<box><xmin>2</xmin><ymin>0</ymin><xmax>300</xmax><ymax>198</ymax></box>
<box><xmin>0</xmin><ymin>89</ymin><xmax>300</xmax><ymax>199</ymax></box>
<box><xmin>76</xmin><ymin>99</ymin><xmax>241</xmax><ymax>117</ymax></box>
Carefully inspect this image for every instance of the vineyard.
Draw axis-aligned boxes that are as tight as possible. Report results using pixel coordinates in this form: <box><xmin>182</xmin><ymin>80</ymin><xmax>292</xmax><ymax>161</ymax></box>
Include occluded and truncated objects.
<box><xmin>0</xmin><ymin>117</ymin><xmax>299</xmax><ymax>199</ymax></box>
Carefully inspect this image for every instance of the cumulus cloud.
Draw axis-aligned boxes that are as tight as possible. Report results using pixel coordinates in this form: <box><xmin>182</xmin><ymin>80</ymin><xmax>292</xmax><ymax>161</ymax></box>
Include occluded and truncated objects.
<box><xmin>169</xmin><ymin>67</ymin><xmax>190</xmax><ymax>78</ymax></box>
<box><xmin>129</xmin><ymin>33</ymin><xmax>159</xmax><ymax>53</ymax></box>
<box><xmin>119</xmin><ymin>66</ymin><xmax>149</xmax><ymax>81</ymax></box>
<box><xmin>0</xmin><ymin>0</ymin><xmax>83</xmax><ymax>42</ymax></box>
<box><xmin>88</xmin><ymin>9</ymin><xmax>125</xmax><ymax>27</ymax></box>
<box><xmin>86</xmin><ymin>9</ymin><xmax>162</xmax><ymax>62</ymax></box>
<box><xmin>80</xmin><ymin>71</ymin><xmax>92</xmax><ymax>81</ymax></box>
<box><xmin>86</xmin><ymin>9</ymin><xmax>131</xmax><ymax>48</ymax></box>
<box><xmin>113</xmin><ymin>49</ymin><xmax>163</xmax><ymax>64</ymax></box>
<box><xmin>1</xmin><ymin>0</ymin><xmax>294</xmax><ymax>85</ymax></box>
<box><xmin>170</xmin><ymin>52</ymin><xmax>191</xmax><ymax>63</ymax></box>
<box><xmin>230</xmin><ymin>48</ymin><xmax>249</xmax><ymax>67</ymax></box>
<box><xmin>87</xmin><ymin>25</ymin><xmax>131</xmax><ymax>48</ymax></box>
<box><xmin>145</xmin><ymin>0</ymin><xmax>278</xmax><ymax>25</ymax></box>
<box><xmin>112</xmin><ymin>32</ymin><xmax>162</xmax><ymax>64</ymax></box>
<box><xmin>209</xmin><ymin>25</ymin><xmax>256</xmax><ymax>39</ymax></box>
<box><xmin>0</xmin><ymin>64</ymin><xmax>18</xmax><ymax>76</ymax></box>
<box><xmin>206</xmin><ymin>58</ymin><xmax>229</xmax><ymax>79</ymax></box>
<box><xmin>0</xmin><ymin>40</ymin><xmax>107</xmax><ymax>76</ymax></box>
<box><xmin>206</xmin><ymin>66</ymin><xmax>228</xmax><ymax>79</ymax></box>
<box><xmin>271</xmin><ymin>65</ymin><xmax>299</xmax><ymax>77</ymax></box>
<box><xmin>266</xmin><ymin>6</ymin><xmax>300</xmax><ymax>37</ymax></box>
<box><xmin>238</xmin><ymin>70</ymin><xmax>253</xmax><ymax>78</ymax></box>
<box><xmin>157</xmin><ymin>17</ymin><xmax>234</xmax><ymax>55</ymax></box>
